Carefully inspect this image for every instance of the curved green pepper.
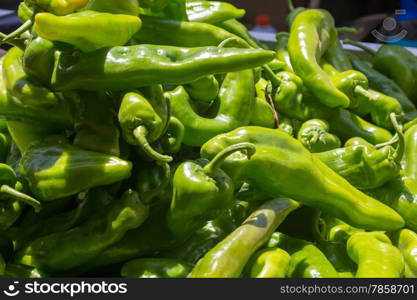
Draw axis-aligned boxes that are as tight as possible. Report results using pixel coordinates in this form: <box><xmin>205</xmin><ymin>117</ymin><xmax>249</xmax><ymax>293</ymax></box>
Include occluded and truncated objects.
<box><xmin>167</xmin><ymin>143</ymin><xmax>255</xmax><ymax>239</ymax></box>
<box><xmin>184</xmin><ymin>76</ymin><xmax>219</xmax><ymax>103</ymax></box>
<box><xmin>268</xmin><ymin>232</ymin><xmax>339</xmax><ymax>278</ymax></box>
<box><xmin>250</xmin><ymin>97</ymin><xmax>276</xmax><ymax>129</ymax></box>
<box><xmin>74</xmin><ymin>91</ymin><xmax>120</xmax><ymax>157</ymax></box>
<box><xmin>160</xmin><ymin>117</ymin><xmax>185</xmax><ymax>154</ymax></box>
<box><xmin>201</xmin><ymin>127</ymin><xmax>404</xmax><ymax>231</ymax></box>
<box><xmin>133</xmin><ymin>15</ymin><xmax>249</xmax><ymax>48</ymax></box>
<box><xmin>119</xmin><ymin>86</ymin><xmax>171</xmax><ymax>163</ymax></box>
<box><xmin>170</xmin><ymin>70</ymin><xmax>255</xmax><ymax>147</ymax></box>
<box><xmin>121</xmin><ymin>258</ymin><xmax>192</xmax><ymax>278</ymax></box>
<box><xmin>391</xmin><ymin>229</ymin><xmax>417</xmax><ymax>278</ymax></box>
<box><xmin>186</xmin><ymin>1</ymin><xmax>245</xmax><ymax>24</ymax></box>
<box><xmin>273</xmin><ymin>71</ymin><xmax>392</xmax><ymax>144</ymax></box>
<box><xmin>34</xmin><ymin>11</ymin><xmax>142</xmax><ymax>53</ymax></box>
<box><xmin>297</xmin><ymin>119</ymin><xmax>341</xmax><ymax>153</ymax></box>
<box><xmin>323</xmin><ymin>38</ymin><xmax>353</xmax><ymax>72</ymax></box>
<box><xmin>288</xmin><ymin>9</ymin><xmax>350</xmax><ymax>108</ymax></box>
<box><xmin>275</xmin><ymin>32</ymin><xmax>293</xmax><ymax>72</ymax></box>
<box><xmin>348</xmin><ymin>52</ymin><xmax>417</xmax><ymax>122</ymax></box>
<box><xmin>15</xmin><ymin>189</ymin><xmax>149</xmax><ymax>274</ymax></box>
<box><xmin>245</xmin><ymin>248</ymin><xmax>290</xmax><ymax>278</ymax></box>
<box><xmin>81</xmin><ymin>0</ymin><xmax>139</xmax><ymax>15</ymax></box>
<box><xmin>27</xmin><ymin>0</ymin><xmax>89</xmax><ymax>15</ymax></box>
<box><xmin>347</xmin><ymin>231</ymin><xmax>404</xmax><ymax>278</ymax></box>
<box><xmin>51</xmin><ymin>45</ymin><xmax>275</xmax><ymax>91</ymax></box>
<box><xmin>19</xmin><ymin>138</ymin><xmax>132</xmax><ymax>201</ymax></box>
<box><xmin>215</xmin><ymin>19</ymin><xmax>261</xmax><ymax>49</ymax></box>
<box><xmin>2</xmin><ymin>48</ymin><xmax>73</xmax><ymax>129</ymax></box>
<box><xmin>189</xmin><ymin>198</ymin><xmax>299</xmax><ymax>278</ymax></box>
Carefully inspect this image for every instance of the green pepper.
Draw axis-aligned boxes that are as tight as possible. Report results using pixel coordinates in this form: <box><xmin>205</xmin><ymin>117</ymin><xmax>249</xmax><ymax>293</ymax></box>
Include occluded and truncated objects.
<box><xmin>347</xmin><ymin>231</ymin><xmax>404</xmax><ymax>278</ymax></box>
<box><xmin>170</xmin><ymin>70</ymin><xmax>255</xmax><ymax>147</ymax></box>
<box><xmin>201</xmin><ymin>127</ymin><xmax>404</xmax><ymax>231</ymax></box>
<box><xmin>34</xmin><ymin>11</ymin><xmax>142</xmax><ymax>53</ymax></box>
<box><xmin>0</xmin><ymin>133</ymin><xmax>10</xmax><ymax>163</ymax></box>
<box><xmin>323</xmin><ymin>38</ymin><xmax>353</xmax><ymax>72</ymax></box>
<box><xmin>250</xmin><ymin>97</ymin><xmax>276</xmax><ymax>129</ymax></box>
<box><xmin>121</xmin><ymin>258</ymin><xmax>192</xmax><ymax>278</ymax></box>
<box><xmin>391</xmin><ymin>229</ymin><xmax>417</xmax><ymax>278</ymax></box>
<box><xmin>188</xmin><ymin>198</ymin><xmax>299</xmax><ymax>278</ymax></box>
<box><xmin>133</xmin><ymin>15</ymin><xmax>249</xmax><ymax>48</ymax></box>
<box><xmin>2</xmin><ymin>264</ymin><xmax>46</xmax><ymax>278</ymax></box>
<box><xmin>15</xmin><ymin>189</ymin><xmax>149</xmax><ymax>274</ymax></box>
<box><xmin>22</xmin><ymin>36</ymin><xmax>56</xmax><ymax>87</ymax></box>
<box><xmin>275</xmin><ymin>32</ymin><xmax>293</xmax><ymax>72</ymax></box>
<box><xmin>245</xmin><ymin>248</ymin><xmax>290</xmax><ymax>278</ymax></box>
<box><xmin>346</xmin><ymin>41</ymin><xmax>417</xmax><ymax>104</ymax></box>
<box><xmin>348</xmin><ymin>52</ymin><xmax>417</xmax><ymax>122</ymax></box>
<box><xmin>18</xmin><ymin>2</ymin><xmax>35</xmax><ymax>23</ymax></box>
<box><xmin>184</xmin><ymin>76</ymin><xmax>219</xmax><ymax>103</ymax></box>
<box><xmin>297</xmin><ymin>119</ymin><xmax>341</xmax><ymax>153</ymax></box>
<box><xmin>135</xmin><ymin>161</ymin><xmax>171</xmax><ymax>205</ymax></box>
<box><xmin>19</xmin><ymin>138</ymin><xmax>132</xmax><ymax>201</ymax></box>
<box><xmin>27</xmin><ymin>0</ymin><xmax>89</xmax><ymax>15</ymax></box>
<box><xmin>215</xmin><ymin>19</ymin><xmax>262</xmax><ymax>49</ymax></box>
<box><xmin>268</xmin><ymin>232</ymin><xmax>339</xmax><ymax>278</ymax></box>
<box><xmin>51</xmin><ymin>45</ymin><xmax>275</xmax><ymax>91</ymax></box>
<box><xmin>119</xmin><ymin>86</ymin><xmax>171</xmax><ymax>163</ymax></box>
<box><xmin>73</xmin><ymin>91</ymin><xmax>120</xmax><ymax>157</ymax></box>
<box><xmin>167</xmin><ymin>143</ymin><xmax>255</xmax><ymax>239</ymax></box>
<box><xmin>273</xmin><ymin>71</ymin><xmax>393</xmax><ymax>144</ymax></box>
<box><xmin>160</xmin><ymin>117</ymin><xmax>185</xmax><ymax>154</ymax></box>
<box><xmin>288</xmin><ymin>9</ymin><xmax>350</xmax><ymax>108</ymax></box>
<box><xmin>186</xmin><ymin>1</ymin><xmax>245</xmax><ymax>24</ymax></box>
<box><xmin>81</xmin><ymin>0</ymin><xmax>139</xmax><ymax>15</ymax></box>
<box><xmin>2</xmin><ymin>48</ymin><xmax>73</xmax><ymax>130</ymax></box>
<box><xmin>314</xmin><ymin>136</ymin><xmax>401</xmax><ymax>190</ymax></box>
<box><xmin>140</xmin><ymin>0</ymin><xmax>188</xmax><ymax>21</ymax></box>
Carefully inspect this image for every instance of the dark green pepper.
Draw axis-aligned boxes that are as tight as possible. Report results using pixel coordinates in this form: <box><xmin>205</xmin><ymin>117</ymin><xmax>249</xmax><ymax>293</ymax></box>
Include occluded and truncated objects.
<box><xmin>167</xmin><ymin>143</ymin><xmax>255</xmax><ymax>239</ymax></box>
<box><xmin>184</xmin><ymin>75</ymin><xmax>219</xmax><ymax>103</ymax></box>
<box><xmin>297</xmin><ymin>119</ymin><xmax>341</xmax><ymax>153</ymax></box>
<box><xmin>189</xmin><ymin>198</ymin><xmax>299</xmax><ymax>278</ymax></box>
<box><xmin>119</xmin><ymin>86</ymin><xmax>171</xmax><ymax>163</ymax></box>
<box><xmin>135</xmin><ymin>161</ymin><xmax>171</xmax><ymax>205</ymax></box>
<box><xmin>19</xmin><ymin>138</ymin><xmax>132</xmax><ymax>201</ymax></box>
<box><xmin>170</xmin><ymin>69</ymin><xmax>255</xmax><ymax>147</ymax></box>
<box><xmin>245</xmin><ymin>248</ymin><xmax>290</xmax><ymax>278</ymax></box>
<box><xmin>201</xmin><ymin>126</ymin><xmax>404</xmax><ymax>231</ymax></box>
<box><xmin>160</xmin><ymin>116</ymin><xmax>185</xmax><ymax>155</ymax></box>
<box><xmin>121</xmin><ymin>258</ymin><xmax>192</xmax><ymax>278</ymax></box>
<box><xmin>51</xmin><ymin>45</ymin><xmax>275</xmax><ymax>91</ymax></box>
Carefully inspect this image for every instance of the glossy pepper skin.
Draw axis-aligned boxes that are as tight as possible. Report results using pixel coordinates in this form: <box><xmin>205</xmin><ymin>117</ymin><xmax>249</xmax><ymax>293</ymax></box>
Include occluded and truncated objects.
<box><xmin>121</xmin><ymin>258</ymin><xmax>192</xmax><ymax>278</ymax></box>
<box><xmin>348</xmin><ymin>52</ymin><xmax>417</xmax><ymax>122</ymax></box>
<box><xmin>170</xmin><ymin>70</ymin><xmax>255</xmax><ymax>147</ymax></box>
<box><xmin>26</xmin><ymin>0</ymin><xmax>88</xmax><ymax>15</ymax></box>
<box><xmin>250</xmin><ymin>97</ymin><xmax>275</xmax><ymax>129</ymax></box>
<box><xmin>297</xmin><ymin>119</ymin><xmax>341</xmax><ymax>153</ymax></box>
<box><xmin>268</xmin><ymin>232</ymin><xmax>339</xmax><ymax>278</ymax></box>
<box><xmin>22</xmin><ymin>36</ymin><xmax>55</xmax><ymax>87</ymax></box>
<box><xmin>323</xmin><ymin>38</ymin><xmax>353</xmax><ymax>72</ymax></box>
<box><xmin>185</xmin><ymin>1</ymin><xmax>245</xmax><ymax>24</ymax></box>
<box><xmin>347</xmin><ymin>232</ymin><xmax>405</xmax><ymax>278</ymax></box>
<box><xmin>135</xmin><ymin>161</ymin><xmax>171</xmax><ymax>205</ymax></box>
<box><xmin>275</xmin><ymin>32</ymin><xmax>293</xmax><ymax>72</ymax></box>
<box><xmin>314</xmin><ymin>137</ymin><xmax>400</xmax><ymax>190</ymax></box>
<box><xmin>215</xmin><ymin>19</ymin><xmax>261</xmax><ymax>49</ymax></box>
<box><xmin>1</xmin><ymin>48</ymin><xmax>73</xmax><ymax>130</ymax></box>
<box><xmin>189</xmin><ymin>198</ymin><xmax>299</xmax><ymax>278</ymax></box>
<box><xmin>391</xmin><ymin>229</ymin><xmax>417</xmax><ymax>278</ymax></box>
<box><xmin>184</xmin><ymin>76</ymin><xmax>219</xmax><ymax>103</ymax></box>
<box><xmin>288</xmin><ymin>9</ymin><xmax>350</xmax><ymax>108</ymax></box>
<box><xmin>167</xmin><ymin>143</ymin><xmax>256</xmax><ymax>239</ymax></box>
<box><xmin>201</xmin><ymin>127</ymin><xmax>404</xmax><ymax>231</ymax></box>
<box><xmin>73</xmin><ymin>91</ymin><xmax>120</xmax><ymax>157</ymax></box>
<box><xmin>245</xmin><ymin>248</ymin><xmax>290</xmax><ymax>278</ymax></box>
<box><xmin>81</xmin><ymin>0</ymin><xmax>139</xmax><ymax>15</ymax></box>
<box><xmin>119</xmin><ymin>86</ymin><xmax>171</xmax><ymax>163</ymax></box>
<box><xmin>160</xmin><ymin>117</ymin><xmax>185</xmax><ymax>154</ymax></box>
<box><xmin>273</xmin><ymin>71</ymin><xmax>392</xmax><ymax>144</ymax></box>
<box><xmin>34</xmin><ymin>11</ymin><xmax>142</xmax><ymax>53</ymax></box>
<box><xmin>51</xmin><ymin>45</ymin><xmax>275</xmax><ymax>91</ymax></box>
<box><xmin>19</xmin><ymin>138</ymin><xmax>132</xmax><ymax>201</ymax></box>
<box><xmin>367</xmin><ymin>124</ymin><xmax>417</xmax><ymax>231</ymax></box>
<box><xmin>133</xmin><ymin>15</ymin><xmax>249</xmax><ymax>48</ymax></box>
<box><xmin>15</xmin><ymin>190</ymin><xmax>149</xmax><ymax>274</ymax></box>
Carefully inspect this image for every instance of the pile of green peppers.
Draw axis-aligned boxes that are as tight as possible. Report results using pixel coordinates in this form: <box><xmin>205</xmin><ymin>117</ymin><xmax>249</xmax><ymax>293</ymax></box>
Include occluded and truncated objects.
<box><xmin>0</xmin><ymin>0</ymin><xmax>416</xmax><ymax>279</ymax></box>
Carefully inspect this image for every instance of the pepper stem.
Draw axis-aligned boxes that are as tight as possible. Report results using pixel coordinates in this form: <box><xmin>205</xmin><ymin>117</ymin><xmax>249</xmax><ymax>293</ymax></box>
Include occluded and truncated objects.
<box><xmin>343</xmin><ymin>39</ymin><xmax>377</xmax><ymax>56</ymax></box>
<box><xmin>1</xmin><ymin>20</ymin><xmax>32</xmax><ymax>44</ymax></box>
<box><xmin>0</xmin><ymin>185</ymin><xmax>41</xmax><ymax>213</ymax></box>
<box><xmin>0</xmin><ymin>33</ymin><xmax>25</xmax><ymax>50</ymax></box>
<box><xmin>203</xmin><ymin>143</ymin><xmax>256</xmax><ymax>177</ymax></box>
<box><xmin>288</xmin><ymin>0</ymin><xmax>295</xmax><ymax>11</ymax></box>
<box><xmin>312</xmin><ymin>209</ymin><xmax>327</xmax><ymax>246</ymax></box>
<box><xmin>142</xmin><ymin>162</ymin><xmax>171</xmax><ymax>205</ymax></box>
<box><xmin>133</xmin><ymin>126</ymin><xmax>173</xmax><ymax>163</ymax></box>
